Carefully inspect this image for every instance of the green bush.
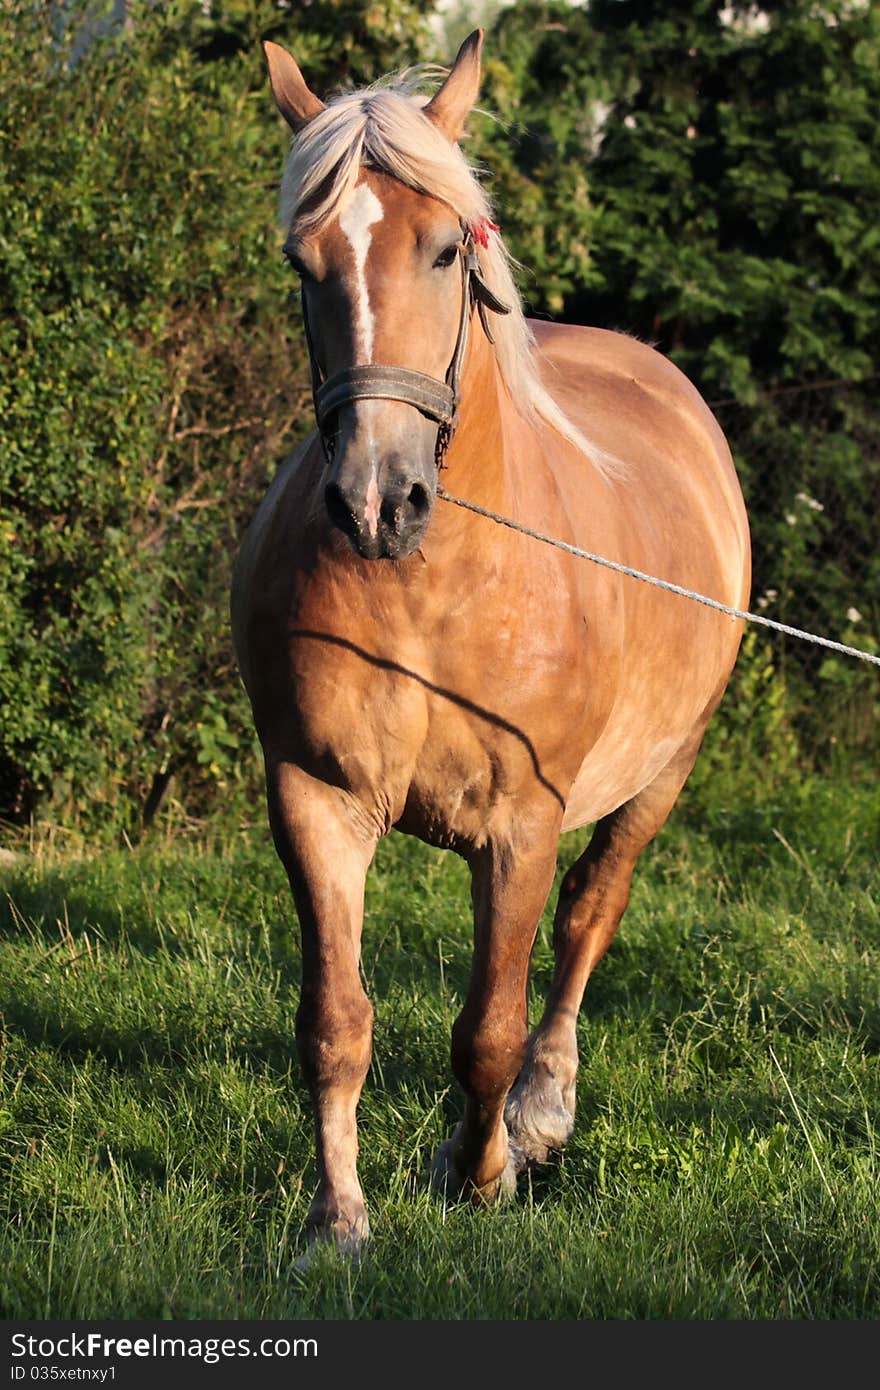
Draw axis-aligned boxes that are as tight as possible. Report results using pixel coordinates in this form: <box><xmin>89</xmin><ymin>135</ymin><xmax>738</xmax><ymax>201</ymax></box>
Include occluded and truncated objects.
<box><xmin>1</xmin><ymin>0</ymin><xmax>876</xmax><ymax>831</ymax></box>
<box><xmin>0</xmin><ymin>1</ymin><xmax>434</xmax><ymax>826</ymax></box>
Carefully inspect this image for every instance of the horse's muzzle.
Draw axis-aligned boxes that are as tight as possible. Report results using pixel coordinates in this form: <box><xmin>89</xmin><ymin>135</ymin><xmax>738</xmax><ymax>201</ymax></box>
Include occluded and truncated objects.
<box><xmin>324</xmin><ymin>463</ymin><xmax>435</xmax><ymax>560</ymax></box>
<box><xmin>322</xmin><ymin>439</ymin><xmax>436</xmax><ymax>558</ymax></box>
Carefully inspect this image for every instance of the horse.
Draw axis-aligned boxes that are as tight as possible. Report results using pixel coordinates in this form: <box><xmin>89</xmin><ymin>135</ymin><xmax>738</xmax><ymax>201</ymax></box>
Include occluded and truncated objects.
<box><xmin>231</xmin><ymin>29</ymin><xmax>751</xmax><ymax>1259</ymax></box>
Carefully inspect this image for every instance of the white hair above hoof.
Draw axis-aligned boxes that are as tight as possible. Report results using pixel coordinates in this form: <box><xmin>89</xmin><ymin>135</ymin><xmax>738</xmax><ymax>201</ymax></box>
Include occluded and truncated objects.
<box><xmin>504</xmin><ymin>1055</ymin><xmax>575</xmax><ymax>1173</ymax></box>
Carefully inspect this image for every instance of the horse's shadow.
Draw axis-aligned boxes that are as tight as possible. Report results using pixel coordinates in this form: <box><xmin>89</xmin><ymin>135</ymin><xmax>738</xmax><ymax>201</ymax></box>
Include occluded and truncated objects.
<box><xmin>0</xmin><ymin>863</ymin><xmax>301</xmax><ymax>1073</ymax></box>
<box><xmin>0</xmin><ymin>851</ymin><xmax>478</xmax><ymax>1089</ymax></box>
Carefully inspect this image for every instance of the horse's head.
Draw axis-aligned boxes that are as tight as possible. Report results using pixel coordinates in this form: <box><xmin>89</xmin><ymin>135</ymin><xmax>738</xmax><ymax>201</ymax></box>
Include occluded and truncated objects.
<box><xmin>265</xmin><ymin>33</ymin><xmax>487</xmax><ymax>561</ymax></box>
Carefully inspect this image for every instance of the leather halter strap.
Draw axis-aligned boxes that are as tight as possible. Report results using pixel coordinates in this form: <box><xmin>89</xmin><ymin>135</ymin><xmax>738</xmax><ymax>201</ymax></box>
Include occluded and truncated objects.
<box><xmin>316</xmin><ymin>366</ymin><xmax>456</xmax><ymax>430</ymax></box>
<box><xmin>302</xmin><ymin>231</ymin><xmax>511</xmax><ymax>468</ymax></box>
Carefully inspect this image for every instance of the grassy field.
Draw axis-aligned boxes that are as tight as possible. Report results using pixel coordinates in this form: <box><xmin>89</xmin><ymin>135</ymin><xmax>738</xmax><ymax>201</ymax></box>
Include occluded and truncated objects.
<box><xmin>0</xmin><ymin>772</ymin><xmax>878</xmax><ymax>1320</ymax></box>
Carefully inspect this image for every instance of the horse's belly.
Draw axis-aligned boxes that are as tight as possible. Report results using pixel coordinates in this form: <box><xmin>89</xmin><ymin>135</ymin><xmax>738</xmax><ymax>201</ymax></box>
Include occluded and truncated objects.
<box><xmin>559</xmin><ymin>609</ymin><xmax>742</xmax><ymax>830</ymax></box>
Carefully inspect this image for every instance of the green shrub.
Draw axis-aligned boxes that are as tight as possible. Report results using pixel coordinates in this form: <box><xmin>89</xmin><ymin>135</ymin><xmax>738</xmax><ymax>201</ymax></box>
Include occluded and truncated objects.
<box><xmin>1</xmin><ymin>0</ymin><xmax>876</xmax><ymax>831</ymax></box>
<box><xmin>0</xmin><ymin>7</ymin><xmax>295</xmax><ymax>822</ymax></box>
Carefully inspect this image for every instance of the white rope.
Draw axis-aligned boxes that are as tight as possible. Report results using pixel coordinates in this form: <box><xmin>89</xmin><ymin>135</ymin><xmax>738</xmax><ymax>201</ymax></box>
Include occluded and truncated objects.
<box><xmin>436</xmin><ymin>488</ymin><xmax>880</xmax><ymax>669</ymax></box>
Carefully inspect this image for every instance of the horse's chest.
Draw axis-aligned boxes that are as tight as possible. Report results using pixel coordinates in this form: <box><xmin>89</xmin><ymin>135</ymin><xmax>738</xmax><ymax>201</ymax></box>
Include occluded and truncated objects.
<box><xmin>401</xmin><ymin>727</ymin><xmax>531</xmax><ymax>850</ymax></box>
<box><xmin>284</xmin><ymin>610</ymin><xmax>583</xmax><ymax>847</ymax></box>
<box><xmin>272</xmin><ymin>542</ymin><xmax>593</xmax><ymax>845</ymax></box>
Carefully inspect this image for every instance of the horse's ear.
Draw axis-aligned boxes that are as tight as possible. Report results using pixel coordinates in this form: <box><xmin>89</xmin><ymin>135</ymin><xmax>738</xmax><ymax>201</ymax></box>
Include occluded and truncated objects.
<box><xmin>424</xmin><ymin>28</ymin><xmax>483</xmax><ymax>143</ymax></box>
<box><xmin>263</xmin><ymin>40</ymin><xmax>325</xmax><ymax>132</ymax></box>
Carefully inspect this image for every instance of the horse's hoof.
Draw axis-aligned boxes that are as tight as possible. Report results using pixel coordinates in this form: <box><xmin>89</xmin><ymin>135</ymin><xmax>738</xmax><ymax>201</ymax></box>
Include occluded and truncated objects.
<box><xmin>505</xmin><ymin>1060</ymin><xmax>575</xmax><ymax>1173</ymax></box>
<box><xmin>431</xmin><ymin>1124</ymin><xmax>517</xmax><ymax>1204</ymax></box>
<box><xmin>295</xmin><ymin>1210</ymin><xmax>369</xmax><ymax>1270</ymax></box>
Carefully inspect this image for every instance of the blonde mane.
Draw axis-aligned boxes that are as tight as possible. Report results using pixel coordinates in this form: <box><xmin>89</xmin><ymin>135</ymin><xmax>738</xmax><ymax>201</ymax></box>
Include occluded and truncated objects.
<box><xmin>279</xmin><ymin>73</ymin><xmax>617</xmax><ymax>477</ymax></box>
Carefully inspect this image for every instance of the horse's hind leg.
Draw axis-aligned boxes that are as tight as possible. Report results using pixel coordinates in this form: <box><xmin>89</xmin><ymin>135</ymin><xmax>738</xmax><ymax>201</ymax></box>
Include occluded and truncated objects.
<box><xmin>505</xmin><ymin>735</ymin><xmax>704</xmax><ymax>1172</ymax></box>
<box><xmin>267</xmin><ymin>760</ymin><xmax>376</xmax><ymax>1260</ymax></box>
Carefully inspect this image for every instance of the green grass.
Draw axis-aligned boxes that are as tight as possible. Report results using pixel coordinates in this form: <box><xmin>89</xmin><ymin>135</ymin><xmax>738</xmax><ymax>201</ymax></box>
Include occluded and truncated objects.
<box><xmin>0</xmin><ymin>774</ymin><xmax>878</xmax><ymax>1319</ymax></box>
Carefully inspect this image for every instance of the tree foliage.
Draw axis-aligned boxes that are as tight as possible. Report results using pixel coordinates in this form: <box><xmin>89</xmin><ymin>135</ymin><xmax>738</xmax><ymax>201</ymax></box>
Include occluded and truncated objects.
<box><xmin>0</xmin><ymin>0</ymin><xmax>438</xmax><ymax>825</ymax></box>
<box><xmin>1</xmin><ymin>0</ymin><xmax>876</xmax><ymax>827</ymax></box>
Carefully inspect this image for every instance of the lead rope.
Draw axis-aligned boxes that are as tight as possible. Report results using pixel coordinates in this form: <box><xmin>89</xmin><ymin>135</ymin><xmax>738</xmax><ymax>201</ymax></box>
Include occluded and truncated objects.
<box><xmin>435</xmin><ymin>487</ymin><xmax>880</xmax><ymax>668</ymax></box>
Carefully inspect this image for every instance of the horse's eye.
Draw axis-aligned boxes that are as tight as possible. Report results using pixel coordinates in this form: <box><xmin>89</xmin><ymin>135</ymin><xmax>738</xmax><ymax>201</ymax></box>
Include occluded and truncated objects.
<box><xmin>433</xmin><ymin>244</ymin><xmax>460</xmax><ymax>270</ymax></box>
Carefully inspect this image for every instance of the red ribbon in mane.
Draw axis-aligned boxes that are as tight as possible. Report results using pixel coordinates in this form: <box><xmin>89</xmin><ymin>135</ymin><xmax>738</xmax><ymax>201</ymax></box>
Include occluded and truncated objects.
<box><xmin>470</xmin><ymin>218</ymin><xmax>500</xmax><ymax>249</ymax></box>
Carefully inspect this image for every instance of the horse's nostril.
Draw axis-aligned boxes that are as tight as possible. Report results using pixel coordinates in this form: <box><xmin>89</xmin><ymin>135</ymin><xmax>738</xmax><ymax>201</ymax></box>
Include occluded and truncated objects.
<box><xmin>408</xmin><ymin>482</ymin><xmax>431</xmax><ymax>518</ymax></box>
<box><xmin>325</xmin><ymin>481</ymin><xmax>356</xmax><ymax>535</ymax></box>
<box><xmin>325</xmin><ymin>477</ymin><xmax>431</xmax><ymax>542</ymax></box>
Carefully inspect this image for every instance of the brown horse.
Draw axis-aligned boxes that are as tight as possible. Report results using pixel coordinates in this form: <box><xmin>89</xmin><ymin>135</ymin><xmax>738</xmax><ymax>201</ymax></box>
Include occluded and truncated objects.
<box><xmin>232</xmin><ymin>30</ymin><xmax>750</xmax><ymax>1258</ymax></box>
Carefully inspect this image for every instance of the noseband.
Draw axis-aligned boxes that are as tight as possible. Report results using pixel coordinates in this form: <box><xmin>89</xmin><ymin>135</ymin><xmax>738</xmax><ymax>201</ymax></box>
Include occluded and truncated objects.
<box><xmin>302</xmin><ymin>231</ymin><xmax>511</xmax><ymax>469</ymax></box>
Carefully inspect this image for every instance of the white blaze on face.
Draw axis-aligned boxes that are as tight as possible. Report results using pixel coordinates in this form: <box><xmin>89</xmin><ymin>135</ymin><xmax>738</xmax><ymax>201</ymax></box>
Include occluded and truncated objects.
<box><xmin>338</xmin><ymin>182</ymin><xmax>384</xmax><ymax>363</ymax></box>
<box><xmin>364</xmin><ymin>473</ymin><xmax>381</xmax><ymax>538</ymax></box>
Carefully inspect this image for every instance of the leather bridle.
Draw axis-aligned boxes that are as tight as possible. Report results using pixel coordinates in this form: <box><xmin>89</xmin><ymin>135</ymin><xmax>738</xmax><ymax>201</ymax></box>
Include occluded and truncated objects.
<box><xmin>301</xmin><ymin>230</ymin><xmax>511</xmax><ymax>469</ymax></box>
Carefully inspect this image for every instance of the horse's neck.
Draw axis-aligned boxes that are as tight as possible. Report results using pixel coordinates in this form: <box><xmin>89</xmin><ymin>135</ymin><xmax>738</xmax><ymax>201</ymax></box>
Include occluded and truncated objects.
<box><xmin>442</xmin><ymin>325</ymin><xmax>517</xmax><ymax>501</ymax></box>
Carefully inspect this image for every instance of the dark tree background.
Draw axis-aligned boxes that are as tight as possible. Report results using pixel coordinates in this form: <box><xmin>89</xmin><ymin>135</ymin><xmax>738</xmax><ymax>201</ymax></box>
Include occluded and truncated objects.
<box><xmin>1</xmin><ymin>0</ymin><xmax>876</xmax><ymax>827</ymax></box>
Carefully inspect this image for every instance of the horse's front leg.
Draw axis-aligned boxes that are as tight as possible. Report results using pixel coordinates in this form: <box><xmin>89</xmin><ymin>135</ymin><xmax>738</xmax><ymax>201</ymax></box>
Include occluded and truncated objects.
<box><xmin>432</xmin><ymin>821</ymin><xmax>560</xmax><ymax>1202</ymax></box>
<box><xmin>267</xmin><ymin>760</ymin><xmax>377</xmax><ymax>1259</ymax></box>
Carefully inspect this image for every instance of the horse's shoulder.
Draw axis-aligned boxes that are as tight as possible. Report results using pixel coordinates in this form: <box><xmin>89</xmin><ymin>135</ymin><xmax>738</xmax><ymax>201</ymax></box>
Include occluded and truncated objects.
<box><xmin>237</xmin><ymin>434</ymin><xmax>320</xmax><ymax>555</ymax></box>
<box><xmin>231</xmin><ymin>434</ymin><xmax>323</xmax><ymax>656</ymax></box>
